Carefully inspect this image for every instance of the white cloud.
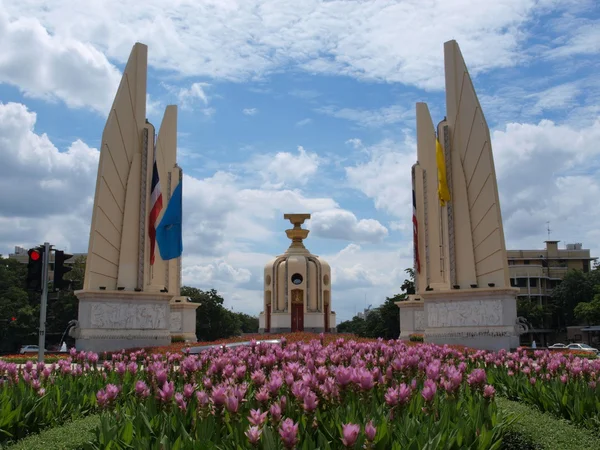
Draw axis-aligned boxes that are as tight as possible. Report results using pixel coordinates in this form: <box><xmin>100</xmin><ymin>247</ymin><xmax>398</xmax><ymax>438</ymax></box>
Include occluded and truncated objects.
<box><xmin>309</xmin><ymin>210</ymin><xmax>388</xmax><ymax>243</ymax></box>
<box><xmin>545</xmin><ymin>20</ymin><xmax>600</xmax><ymax>59</ymax></box>
<box><xmin>317</xmin><ymin>105</ymin><xmax>411</xmax><ymax>128</ymax></box>
<box><xmin>345</xmin><ymin>137</ymin><xmax>415</xmax><ymax>219</ymax></box>
<box><xmin>5</xmin><ymin>0</ymin><xmax>557</xmax><ymax>89</ymax></box>
<box><xmin>251</xmin><ymin>146</ymin><xmax>321</xmax><ymax>188</ymax></box>
<box><xmin>164</xmin><ymin>82</ymin><xmax>214</xmax><ymax>115</ymax></box>
<box><xmin>492</xmin><ymin>118</ymin><xmax>600</xmax><ymax>257</ymax></box>
<box><xmin>0</xmin><ymin>11</ymin><xmax>121</xmax><ymax>113</ymax></box>
<box><xmin>0</xmin><ymin>102</ymin><xmax>98</xmax><ymax>252</ymax></box>
<box><xmin>295</xmin><ymin>118</ymin><xmax>312</xmax><ymax>127</ymax></box>
<box><xmin>243</xmin><ymin>108</ymin><xmax>258</xmax><ymax>116</ymax></box>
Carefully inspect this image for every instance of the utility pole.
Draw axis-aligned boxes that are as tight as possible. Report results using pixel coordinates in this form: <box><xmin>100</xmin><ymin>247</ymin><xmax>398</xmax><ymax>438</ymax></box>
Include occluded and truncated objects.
<box><xmin>38</xmin><ymin>242</ymin><xmax>50</xmax><ymax>363</ymax></box>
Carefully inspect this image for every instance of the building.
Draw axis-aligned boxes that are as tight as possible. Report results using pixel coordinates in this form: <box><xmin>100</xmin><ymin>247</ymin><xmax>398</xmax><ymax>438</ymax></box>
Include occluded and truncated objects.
<box><xmin>259</xmin><ymin>214</ymin><xmax>335</xmax><ymax>334</ymax></box>
<box><xmin>507</xmin><ymin>241</ymin><xmax>597</xmax><ymax>305</ymax></box>
<box><xmin>8</xmin><ymin>246</ymin><xmax>86</xmax><ymax>281</ymax></box>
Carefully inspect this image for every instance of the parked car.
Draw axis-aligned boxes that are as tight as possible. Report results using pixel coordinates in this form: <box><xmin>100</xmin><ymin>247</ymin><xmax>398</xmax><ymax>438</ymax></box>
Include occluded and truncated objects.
<box><xmin>548</xmin><ymin>343</ymin><xmax>566</xmax><ymax>349</ymax></box>
<box><xmin>567</xmin><ymin>343</ymin><xmax>599</xmax><ymax>354</ymax></box>
<box><xmin>19</xmin><ymin>345</ymin><xmax>42</xmax><ymax>354</ymax></box>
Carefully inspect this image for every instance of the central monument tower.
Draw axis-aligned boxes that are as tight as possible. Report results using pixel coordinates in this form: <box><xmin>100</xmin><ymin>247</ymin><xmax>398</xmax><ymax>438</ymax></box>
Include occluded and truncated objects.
<box><xmin>259</xmin><ymin>214</ymin><xmax>335</xmax><ymax>334</ymax></box>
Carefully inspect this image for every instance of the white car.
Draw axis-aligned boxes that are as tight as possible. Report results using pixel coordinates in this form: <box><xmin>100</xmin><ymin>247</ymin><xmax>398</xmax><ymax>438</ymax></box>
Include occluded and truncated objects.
<box><xmin>548</xmin><ymin>343</ymin><xmax>566</xmax><ymax>349</ymax></box>
<box><xmin>567</xmin><ymin>343</ymin><xmax>599</xmax><ymax>354</ymax></box>
<box><xmin>19</xmin><ymin>345</ymin><xmax>40</xmax><ymax>354</ymax></box>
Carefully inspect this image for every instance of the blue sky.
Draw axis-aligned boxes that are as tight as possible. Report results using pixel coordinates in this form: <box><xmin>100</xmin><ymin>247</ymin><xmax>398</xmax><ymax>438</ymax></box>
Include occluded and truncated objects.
<box><xmin>0</xmin><ymin>0</ymin><xmax>599</xmax><ymax>323</ymax></box>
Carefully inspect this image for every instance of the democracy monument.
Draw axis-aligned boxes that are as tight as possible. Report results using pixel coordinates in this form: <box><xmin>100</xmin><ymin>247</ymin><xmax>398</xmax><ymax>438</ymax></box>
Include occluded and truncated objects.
<box><xmin>398</xmin><ymin>40</ymin><xmax>521</xmax><ymax>351</ymax></box>
<box><xmin>259</xmin><ymin>214</ymin><xmax>336</xmax><ymax>334</ymax></box>
<box><xmin>69</xmin><ymin>43</ymin><xmax>199</xmax><ymax>352</ymax></box>
<box><xmin>67</xmin><ymin>39</ymin><xmax>519</xmax><ymax>352</ymax></box>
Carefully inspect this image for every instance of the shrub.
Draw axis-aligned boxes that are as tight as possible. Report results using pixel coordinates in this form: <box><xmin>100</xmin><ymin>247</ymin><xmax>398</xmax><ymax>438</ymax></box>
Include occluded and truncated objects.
<box><xmin>409</xmin><ymin>334</ymin><xmax>424</xmax><ymax>342</ymax></box>
<box><xmin>497</xmin><ymin>397</ymin><xmax>600</xmax><ymax>449</ymax></box>
<box><xmin>171</xmin><ymin>335</ymin><xmax>186</xmax><ymax>343</ymax></box>
<box><xmin>5</xmin><ymin>415</ymin><xmax>100</xmax><ymax>450</ymax></box>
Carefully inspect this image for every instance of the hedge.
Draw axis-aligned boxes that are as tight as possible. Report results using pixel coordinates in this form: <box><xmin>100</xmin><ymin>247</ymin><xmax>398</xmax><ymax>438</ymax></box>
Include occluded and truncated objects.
<box><xmin>4</xmin><ymin>415</ymin><xmax>99</xmax><ymax>450</ymax></box>
<box><xmin>497</xmin><ymin>397</ymin><xmax>600</xmax><ymax>450</ymax></box>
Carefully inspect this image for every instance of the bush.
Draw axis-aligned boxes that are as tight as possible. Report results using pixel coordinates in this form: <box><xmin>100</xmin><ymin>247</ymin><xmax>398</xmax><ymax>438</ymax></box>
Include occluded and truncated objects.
<box><xmin>409</xmin><ymin>334</ymin><xmax>424</xmax><ymax>342</ymax></box>
<box><xmin>5</xmin><ymin>414</ymin><xmax>99</xmax><ymax>450</ymax></box>
<box><xmin>497</xmin><ymin>397</ymin><xmax>600</xmax><ymax>449</ymax></box>
<box><xmin>171</xmin><ymin>335</ymin><xmax>186</xmax><ymax>343</ymax></box>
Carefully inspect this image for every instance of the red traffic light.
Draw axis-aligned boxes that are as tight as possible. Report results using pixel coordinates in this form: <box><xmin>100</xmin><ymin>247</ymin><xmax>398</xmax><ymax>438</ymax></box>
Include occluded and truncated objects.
<box><xmin>29</xmin><ymin>249</ymin><xmax>41</xmax><ymax>261</ymax></box>
<box><xmin>11</xmin><ymin>317</ymin><xmax>16</xmax><ymax>322</ymax></box>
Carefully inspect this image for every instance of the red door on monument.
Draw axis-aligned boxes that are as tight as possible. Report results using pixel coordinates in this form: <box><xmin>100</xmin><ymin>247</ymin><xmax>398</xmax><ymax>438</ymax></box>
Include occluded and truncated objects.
<box><xmin>266</xmin><ymin>304</ymin><xmax>271</xmax><ymax>332</ymax></box>
<box><xmin>291</xmin><ymin>303</ymin><xmax>304</xmax><ymax>332</ymax></box>
<box><xmin>324</xmin><ymin>304</ymin><xmax>329</xmax><ymax>332</ymax></box>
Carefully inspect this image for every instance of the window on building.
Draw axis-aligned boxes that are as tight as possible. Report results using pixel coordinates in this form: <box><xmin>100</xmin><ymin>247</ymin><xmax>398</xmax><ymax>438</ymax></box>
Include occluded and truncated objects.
<box><xmin>510</xmin><ymin>278</ymin><xmax>517</xmax><ymax>287</ymax></box>
<box><xmin>524</xmin><ymin>260</ymin><xmax>530</xmax><ymax>265</ymax></box>
<box><xmin>516</xmin><ymin>278</ymin><xmax>527</xmax><ymax>288</ymax></box>
<box><xmin>583</xmin><ymin>261</ymin><xmax>590</xmax><ymax>273</ymax></box>
<box><xmin>529</xmin><ymin>278</ymin><xmax>537</xmax><ymax>287</ymax></box>
<box><xmin>508</xmin><ymin>260</ymin><xmax>515</xmax><ymax>265</ymax></box>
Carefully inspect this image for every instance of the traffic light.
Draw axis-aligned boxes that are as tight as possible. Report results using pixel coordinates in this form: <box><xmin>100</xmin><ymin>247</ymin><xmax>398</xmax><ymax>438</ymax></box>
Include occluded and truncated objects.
<box><xmin>53</xmin><ymin>250</ymin><xmax>73</xmax><ymax>290</ymax></box>
<box><xmin>26</xmin><ymin>247</ymin><xmax>45</xmax><ymax>292</ymax></box>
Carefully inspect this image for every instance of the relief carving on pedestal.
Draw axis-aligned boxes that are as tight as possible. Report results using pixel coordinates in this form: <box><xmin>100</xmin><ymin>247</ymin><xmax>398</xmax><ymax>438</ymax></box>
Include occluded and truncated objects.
<box><xmin>170</xmin><ymin>312</ymin><xmax>183</xmax><ymax>332</ymax></box>
<box><xmin>90</xmin><ymin>303</ymin><xmax>168</xmax><ymax>329</ymax></box>
<box><xmin>426</xmin><ymin>300</ymin><xmax>502</xmax><ymax>328</ymax></box>
<box><xmin>414</xmin><ymin>311</ymin><xmax>425</xmax><ymax>331</ymax></box>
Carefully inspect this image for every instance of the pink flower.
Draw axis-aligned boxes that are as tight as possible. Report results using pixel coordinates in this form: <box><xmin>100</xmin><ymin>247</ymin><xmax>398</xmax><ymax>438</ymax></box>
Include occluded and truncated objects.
<box><xmin>212</xmin><ymin>386</ymin><xmax>227</xmax><ymax>407</ymax></box>
<box><xmin>335</xmin><ymin>366</ymin><xmax>353</xmax><ymax>387</ymax></box>
<box><xmin>302</xmin><ymin>390</ymin><xmax>319</xmax><ymax>413</ymax></box>
<box><xmin>341</xmin><ymin>423</ymin><xmax>361</xmax><ymax>448</ymax></box>
<box><xmin>96</xmin><ymin>389</ymin><xmax>108</xmax><ymax>408</ymax></box>
<box><xmin>183</xmin><ymin>383</ymin><xmax>195</xmax><ymax>399</ymax></box>
<box><xmin>356</xmin><ymin>367</ymin><xmax>375</xmax><ymax>390</ymax></box>
<box><xmin>270</xmin><ymin>402</ymin><xmax>282</xmax><ymax>422</ymax></box>
<box><xmin>483</xmin><ymin>385</ymin><xmax>495</xmax><ymax>400</ymax></box>
<box><xmin>158</xmin><ymin>381</ymin><xmax>175</xmax><ymax>402</ymax></box>
<box><xmin>279</xmin><ymin>418</ymin><xmax>299</xmax><ymax>449</ymax></box>
<box><xmin>421</xmin><ymin>379</ymin><xmax>437</xmax><ymax>403</ymax></box>
<box><xmin>365</xmin><ymin>420</ymin><xmax>377</xmax><ymax>442</ymax></box>
<box><xmin>175</xmin><ymin>392</ymin><xmax>187</xmax><ymax>411</ymax></box>
<box><xmin>560</xmin><ymin>374</ymin><xmax>568</xmax><ymax>384</ymax></box>
<box><xmin>225</xmin><ymin>395</ymin><xmax>239</xmax><ymax>414</ymax></box>
<box><xmin>196</xmin><ymin>390</ymin><xmax>210</xmax><ymax>408</ymax></box>
<box><xmin>255</xmin><ymin>386</ymin><xmax>270</xmax><ymax>403</ymax></box>
<box><xmin>530</xmin><ymin>377</ymin><xmax>537</xmax><ymax>386</ymax></box>
<box><xmin>467</xmin><ymin>369</ymin><xmax>486</xmax><ymax>388</ymax></box>
<box><xmin>245</xmin><ymin>426</ymin><xmax>262</xmax><ymax>446</ymax></box>
<box><xmin>248</xmin><ymin>409</ymin><xmax>268</xmax><ymax>427</ymax></box>
<box><xmin>398</xmin><ymin>383</ymin><xmax>411</xmax><ymax>405</ymax></box>
<box><xmin>135</xmin><ymin>380</ymin><xmax>150</xmax><ymax>398</ymax></box>
<box><xmin>384</xmin><ymin>387</ymin><xmax>399</xmax><ymax>407</ymax></box>
<box><xmin>105</xmin><ymin>384</ymin><xmax>119</xmax><ymax>401</ymax></box>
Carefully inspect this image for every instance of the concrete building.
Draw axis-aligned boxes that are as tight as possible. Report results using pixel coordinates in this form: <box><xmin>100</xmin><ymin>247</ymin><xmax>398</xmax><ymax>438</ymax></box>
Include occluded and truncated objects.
<box><xmin>259</xmin><ymin>214</ymin><xmax>335</xmax><ymax>334</ymax></box>
<box><xmin>507</xmin><ymin>241</ymin><xmax>597</xmax><ymax>305</ymax></box>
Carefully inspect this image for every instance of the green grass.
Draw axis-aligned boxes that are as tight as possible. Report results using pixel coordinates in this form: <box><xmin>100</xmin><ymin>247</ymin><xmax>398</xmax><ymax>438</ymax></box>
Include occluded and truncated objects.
<box><xmin>497</xmin><ymin>397</ymin><xmax>600</xmax><ymax>450</ymax></box>
<box><xmin>2</xmin><ymin>415</ymin><xmax>100</xmax><ymax>450</ymax></box>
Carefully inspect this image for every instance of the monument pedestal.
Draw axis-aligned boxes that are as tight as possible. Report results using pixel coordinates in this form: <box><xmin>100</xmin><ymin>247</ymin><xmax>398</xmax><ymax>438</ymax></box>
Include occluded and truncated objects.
<box><xmin>169</xmin><ymin>296</ymin><xmax>201</xmax><ymax>342</ymax></box>
<box><xmin>72</xmin><ymin>290</ymin><xmax>173</xmax><ymax>353</ymax></box>
<box><xmin>396</xmin><ymin>298</ymin><xmax>425</xmax><ymax>339</ymax></box>
<box><xmin>421</xmin><ymin>287</ymin><xmax>520</xmax><ymax>352</ymax></box>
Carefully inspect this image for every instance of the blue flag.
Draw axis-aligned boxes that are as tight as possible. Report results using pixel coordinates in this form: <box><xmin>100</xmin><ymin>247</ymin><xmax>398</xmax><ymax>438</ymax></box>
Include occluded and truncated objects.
<box><xmin>156</xmin><ymin>180</ymin><xmax>183</xmax><ymax>260</ymax></box>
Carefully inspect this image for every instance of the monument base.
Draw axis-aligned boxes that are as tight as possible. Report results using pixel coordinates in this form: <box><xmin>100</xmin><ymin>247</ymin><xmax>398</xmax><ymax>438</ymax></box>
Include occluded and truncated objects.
<box><xmin>71</xmin><ymin>290</ymin><xmax>173</xmax><ymax>353</ymax></box>
<box><xmin>421</xmin><ymin>287</ymin><xmax>520</xmax><ymax>352</ymax></box>
<box><xmin>396</xmin><ymin>297</ymin><xmax>425</xmax><ymax>339</ymax></box>
<box><xmin>169</xmin><ymin>296</ymin><xmax>201</xmax><ymax>342</ymax></box>
<box><xmin>258</xmin><ymin>311</ymin><xmax>337</xmax><ymax>334</ymax></box>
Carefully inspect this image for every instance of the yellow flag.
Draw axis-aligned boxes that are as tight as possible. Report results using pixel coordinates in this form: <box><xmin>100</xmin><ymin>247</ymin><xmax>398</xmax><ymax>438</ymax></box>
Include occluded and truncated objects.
<box><xmin>436</xmin><ymin>139</ymin><xmax>451</xmax><ymax>206</ymax></box>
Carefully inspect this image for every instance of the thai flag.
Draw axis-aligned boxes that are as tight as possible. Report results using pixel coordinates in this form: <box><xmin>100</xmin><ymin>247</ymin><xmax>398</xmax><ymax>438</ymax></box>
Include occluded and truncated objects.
<box><xmin>149</xmin><ymin>156</ymin><xmax>163</xmax><ymax>266</ymax></box>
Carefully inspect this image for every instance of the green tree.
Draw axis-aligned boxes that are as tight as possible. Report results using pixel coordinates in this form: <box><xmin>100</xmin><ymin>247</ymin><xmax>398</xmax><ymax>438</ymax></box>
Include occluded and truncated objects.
<box><xmin>517</xmin><ymin>299</ymin><xmax>548</xmax><ymax>329</ymax></box>
<box><xmin>574</xmin><ymin>290</ymin><xmax>600</xmax><ymax>325</ymax></box>
<box><xmin>550</xmin><ymin>269</ymin><xmax>597</xmax><ymax>328</ymax></box>
<box><xmin>401</xmin><ymin>268</ymin><xmax>415</xmax><ymax>295</ymax></box>
<box><xmin>337</xmin><ymin>315</ymin><xmax>366</xmax><ymax>335</ymax></box>
<box><xmin>235</xmin><ymin>312</ymin><xmax>259</xmax><ymax>334</ymax></box>
<box><xmin>181</xmin><ymin>286</ymin><xmax>242</xmax><ymax>341</ymax></box>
